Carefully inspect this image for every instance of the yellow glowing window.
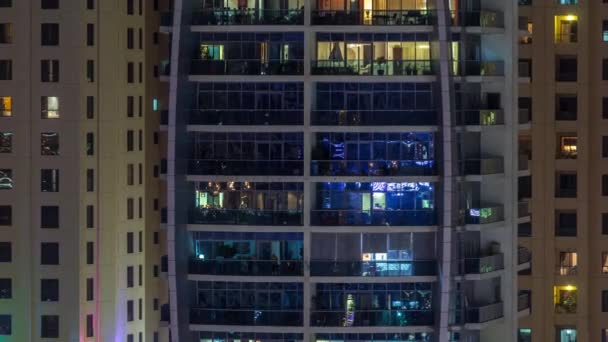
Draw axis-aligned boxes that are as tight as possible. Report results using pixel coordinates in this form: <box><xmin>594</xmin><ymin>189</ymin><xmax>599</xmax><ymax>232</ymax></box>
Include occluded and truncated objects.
<box><xmin>554</xmin><ymin>285</ymin><xmax>577</xmax><ymax>314</ymax></box>
<box><xmin>200</xmin><ymin>44</ymin><xmax>224</xmax><ymax>60</ymax></box>
<box><xmin>554</xmin><ymin>15</ymin><xmax>578</xmax><ymax>43</ymax></box>
<box><xmin>41</xmin><ymin>96</ymin><xmax>60</xmax><ymax>119</ymax></box>
<box><xmin>559</xmin><ymin>136</ymin><xmax>577</xmax><ymax>157</ymax></box>
<box><xmin>0</xmin><ymin>96</ymin><xmax>11</xmax><ymax>117</ymax></box>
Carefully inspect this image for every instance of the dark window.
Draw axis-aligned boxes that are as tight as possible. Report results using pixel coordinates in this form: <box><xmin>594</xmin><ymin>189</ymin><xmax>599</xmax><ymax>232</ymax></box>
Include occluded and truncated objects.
<box><xmin>41</xmin><ymin>0</ymin><xmax>59</xmax><ymax>9</ymax></box>
<box><xmin>127</xmin><ymin>164</ymin><xmax>134</xmax><ymax>185</ymax></box>
<box><xmin>603</xmin><ymin>213</ymin><xmax>608</xmax><ymax>235</ymax></box>
<box><xmin>127</xmin><ymin>232</ymin><xmax>134</xmax><ymax>253</ymax></box>
<box><xmin>127</xmin><ymin>130</ymin><xmax>134</xmax><ymax>151</ymax></box>
<box><xmin>153</xmin><ymin>32</ymin><xmax>159</xmax><ymax>45</ymax></box>
<box><xmin>556</xmin><ymin>56</ymin><xmax>577</xmax><ymax>82</ymax></box>
<box><xmin>556</xmin><ymin>95</ymin><xmax>577</xmax><ymax>120</ymax></box>
<box><xmin>138</xmin><ymin>96</ymin><xmax>142</xmax><ymax>117</ymax></box>
<box><xmin>127</xmin><ymin>62</ymin><xmax>134</xmax><ymax>83</ymax></box>
<box><xmin>153</xmin><ymin>132</ymin><xmax>159</xmax><ymax>144</ymax></box>
<box><xmin>127</xmin><ymin>96</ymin><xmax>134</xmax><ymax>117</ymax></box>
<box><xmin>128</xmin><ymin>334</ymin><xmax>134</xmax><ymax>342</ymax></box>
<box><xmin>0</xmin><ymin>242</ymin><xmax>10</xmax><ymax>262</ymax></box>
<box><xmin>604</xmin><ymin>59</ymin><xmax>608</xmax><ymax>81</ymax></box>
<box><xmin>41</xmin><ymin>132</ymin><xmax>59</xmax><ymax>155</ymax></box>
<box><xmin>41</xmin><ymin>169</ymin><xmax>59</xmax><ymax>192</ymax></box>
<box><xmin>86</xmin><ymin>205</ymin><xmax>94</xmax><ymax>228</ymax></box>
<box><xmin>555</xmin><ymin>173</ymin><xmax>577</xmax><ymax>198</ymax></box>
<box><xmin>138</xmin><ymin>62</ymin><xmax>143</xmax><ymax>83</ymax></box>
<box><xmin>138</xmin><ymin>264</ymin><xmax>142</xmax><ymax>286</ymax></box>
<box><xmin>86</xmin><ymin>278</ymin><xmax>94</xmax><ymax>301</ymax></box>
<box><xmin>85</xmin><ymin>23</ymin><xmax>94</xmax><ymax>46</ymax></box>
<box><xmin>518</xmin><ymin>59</ymin><xmax>532</xmax><ymax>78</ymax></box>
<box><xmin>127</xmin><ymin>266</ymin><xmax>134</xmax><ymax>288</ymax></box>
<box><xmin>86</xmin><ymin>169</ymin><xmax>94</xmax><ymax>192</ymax></box>
<box><xmin>154</xmin><ymin>332</ymin><xmax>159</xmax><ymax>342</ymax></box>
<box><xmin>153</xmin><ymin>231</ymin><xmax>159</xmax><ymax>244</ymax></box>
<box><xmin>138</xmin><ymin>0</ymin><xmax>142</xmax><ymax>15</ymax></box>
<box><xmin>0</xmin><ymin>278</ymin><xmax>10</xmax><ymax>299</ymax></box>
<box><xmin>86</xmin><ymin>132</ymin><xmax>94</xmax><ymax>155</ymax></box>
<box><xmin>127</xmin><ymin>0</ymin><xmax>134</xmax><ymax>15</ymax></box>
<box><xmin>139</xmin><ymin>332</ymin><xmax>143</xmax><ymax>342</ymax></box>
<box><xmin>0</xmin><ymin>206</ymin><xmax>11</xmax><ymax>226</ymax></box>
<box><xmin>138</xmin><ymin>231</ymin><xmax>143</xmax><ymax>252</ymax></box>
<box><xmin>153</xmin><ymin>298</ymin><xmax>159</xmax><ymax>310</ymax></box>
<box><xmin>86</xmin><ymin>96</ymin><xmax>94</xmax><ymax>119</ymax></box>
<box><xmin>154</xmin><ymin>65</ymin><xmax>159</xmax><ymax>78</ymax></box>
<box><xmin>0</xmin><ymin>60</ymin><xmax>11</xmax><ymax>80</ymax></box>
<box><xmin>86</xmin><ymin>314</ymin><xmax>93</xmax><ymax>337</ymax></box>
<box><xmin>127</xmin><ymin>28</ymin><xmax>134</xmax><ymax>49</ymax></box>
<box><xmin>604</xmin><ymin>175</ymin><xmax>608</xmax><ymax>196</ymax></box>
<box><xmin>138</xmin><ymin>28</ymin><xmax>143</xmax><ymax>49</ymax></box>
<box><xmin>153</xmin><ymin>0</ymin><xmax>158</xmax><ymax>10</ymax></box>
<box><xmin>40</xmin><ymin>279</ymin><xmax>59</xmax><ymax>301</ymax></box>
<box><xmin>138</xmin><ymin>298</ymin><xmax>142</xmax><ymax>320</ymax></box>
<box><xmin>41</xmin><ymin>206</ymin><xmax>59</xmax><ymax>228</ymax></box>
<box><xmin>603</xmin><ymin>136</ymin><xmax>608</xmax><ymax>158</ymax></box>
<box><xmin>138</xmin><ymin>163</ymin><xmax>142</xmax><ymax>184</ymax></box>
<box><xmin>138</xmin><ymin>197</ymin><xmax>142</xmax><ymax>218</ymax></box>
<box><xmin>87</xmin><ymin>0</ymin><xmax>94</xmax><ymax>9</ymax></box>
<box><xmin>0</xmin><ymin>0</ymin><xmax>11</xmax><ymax>8</ymax></box>
<box><xmin>0</xmin><ymin>24</ymin><xmax>12</xmax><ymax>44</ymax></box>
<box><xmin>41</xmin><ymin>23</ymin><xmax>59</xmax><ymax>45</ymax></box>
<box><xmin>87</xmin><ymin>60</ymin><xmax>94</xmax><ymax>82</ymax></box>
<box><xmin>138</xmin><ymin>130</ymin><xmax>143</xmax><ymax>151</ymax></box>
<box><xmin>127</xmin><ymin>300</ymin><xmax>134</xmax><ymax>321</ymax></box>
<box><xmin>41</xmin><ymin>60</ymin><xmax>59</xmax><ymax>82</ymax></box>
<box><xmin>153</xmin><ymin>265</ymin><xmax>158</xmax><ymax>277</ymax></box>
<box><xmin>0</xmin><ymin>315</ymin><xmax>10</xmax><ymax>335</ymax></box>
<box><xmin>555</xmin><ymin>211</ymin><xmax>577</xmax><ymax>237</ymax></box>
<box><xmin>41</xmin><ymin>242</ymin><xmax>59</xmax><ymax>265</ymax></box>
<box><xmin>40</xmin><ymin>315</ymin><xmax>59</xmax><ymax>338</ymax></box>
<box><xmin>86</xmin><ymin>242</ymin><xmax>94</xmax><ymax>264</ymax></box>
<box><xmin>127</xmin><ymin>198</ymin><xmax>134</xmax><ymax>220</ymax></box>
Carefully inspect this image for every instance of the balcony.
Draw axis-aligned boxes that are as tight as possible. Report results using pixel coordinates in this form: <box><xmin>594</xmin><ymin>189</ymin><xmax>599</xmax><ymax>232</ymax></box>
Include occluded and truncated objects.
<box><xmin>466</xmin><ymin>302</ymin><xmax>503</xmax><ymax>324</ymax></box>
<box><xmin>518</xmin><ymin>292</ymin><xmax>531</xmax><ymax>312</ymax></box>
<box><xmin>190</xmin><ymin>308</ymin><xmax>303</xmax><ymax>326</ymax></box>
<box><xmin>463</xmin><ymin>254</ymin><xmax>504</xmax><ymax>275</ymax></box>
<box><xmin>518</xmin><ymin>108</ymin><xmax>531</xmax><ymax>124</ymax></box>
<box><xmin>518</xmin><ymin>155</ymin><xmax>529</xmax><ymax>172</ymax></box>
<box><xmin>518</xmin><ymin>201</ymin><xmax>530</xmax><ymax>218</ymax></box>
<box><xmin>190</xmin><ymin>59</ymin><xmax>304</xmax><ymax>75</ymax></box>
<box><xmin>311</xmin><ymin>60</ymin><xmax>435</xmax><ymax>76</ymax></box>
<box><xmin>191</xmin><ymin>9</ymin><xmax>304</xmax><ymax>25</ymax></box>
<box><xmin>311</xmin><ymin>9</ymin><xmax>436</xmax><ymax>26</ymax></box>
<box><xmin>188</xmin><ymin>109</ymin><xmax>303</xmax><ymax>126</ymax></box>
<box><xmin>309</xmin><ymin>260</ymin><xmax>437</xmax><ymax>277</ymax></box>
<box><xmin>555</xmin><ymin>187</ymin><xmax>576</xmax><ymax>198</ymax></box>
<box><xmin>518</xmin><ymin>222</ymin><xmax>532</xmax><ymax>237</ymax></box>
<box><xmin>460</xmin><ymin>157</ymin><xmax>504</xmax><ymax>175</ymax></box>
<box><xmin>160</xmin><ymin>110</ymin><xmax>168</xmax><ymax>125</ymax></box>
<box><xmin>189</xmin><ymin>258</ymin><xmax>303</xmax><ymax>276</ymax></box>
<box><xmin>451</xmin><ymin>10</ymin><xmax>504</xmax><ymax>28</ymax></box>
<box><xmin>556</xmin><ymin>265</ymin><xmax>577</xmax><ymax>276</ymax></box>
<box><xmin>161</xmin><ymin>304</ymin><xmax>170</xmax><ymax>323</ymax></box>
<box><xmin>311</xmin><ymin>160</ymin><xmax>436</xmax><ymax>177</ymax></box>
<box><xmin>187</xmin><ymin>159</ymin><xmax>303</xmax><ymax>176</ymax></box>
<box><xmin>310</xmin><ymin>209</ymin><xmax>436</xmax><ymax>226</ymax></box>
<box><xmin>311</xmin><ymin>110</ymin><xmax>437</xmax><ymax>126</ymax></box>
<box><xmin>452</xmin><ymin>61</ymin><xmax>504</xmax><ymax>77</ymax></box>
<box><xmin>464</xmin><ymin>205</ymin><xmax>504</xmax><ymax>225</ymax></box>
<box><xmin>188</xmin><ymin>208</ymin><xmax>303</xmax><ymax>226</ymax></box>
<box><xmin>456</xmin><ymin>110</ymin><xmax>504</xmax><ymax>126</ymax></box>
<box><xmin>311</xmin><ymin>310</ymin><xmax>433</xmax><ymax>327</ymax></box>
<box><xmin>518</xmin><ymin>247</ymin><xmax>531</xmax><ymax>265</ymax></box>
<box><xmin>161</xmin><ymin>255</ymin><xmax>168</xmax><ymax>273</ymax></box>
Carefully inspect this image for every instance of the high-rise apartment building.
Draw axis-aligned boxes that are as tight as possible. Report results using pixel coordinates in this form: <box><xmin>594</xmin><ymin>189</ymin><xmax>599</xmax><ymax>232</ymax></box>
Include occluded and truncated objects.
<box><xmin>163</xmin><ymin>0</ymin><xmax>523</xmax><ymax>341</ymax></box>
<box><xmin>0</xmin><ymin>0</ymin><xmax>166</xmax><ymax>341</ymax></box>
<box><xmin>517</xmin><ymin>1</ymin><xmax>608</xmax><ymax>341</ymax></box>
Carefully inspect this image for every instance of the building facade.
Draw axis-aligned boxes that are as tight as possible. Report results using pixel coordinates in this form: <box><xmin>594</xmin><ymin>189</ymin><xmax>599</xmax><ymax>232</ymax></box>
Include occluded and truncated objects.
<box><xmin>517</xmin><ymin>0</ymin><xmax>608</xmax><ymax>341</ymax></box>
<box><xmin>0</xmin><ymin>0</ymin><xmax>166</xmax><ymax>341</ymax></box>
<box><xmin>164</xmin><ymin>0</ymin><xmax>522</xmax><ymax>341</ymax></box>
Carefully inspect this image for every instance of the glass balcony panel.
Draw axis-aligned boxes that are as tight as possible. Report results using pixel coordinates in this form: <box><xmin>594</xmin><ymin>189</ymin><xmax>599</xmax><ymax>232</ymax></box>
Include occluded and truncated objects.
<box><xmin>456</xmin><ymin>110</ymin><xmax>504</xmax><ymax>126</ymax></box>
<box><xmin>189</xmin><ymin>109</ymin><xmax>303</xmax><ymax>125</ymax></box>
<box><xmin>190</xmin><ymin>59</ymin><xmax>304</xmax><ymax>75</ymax></box>
<box><xmin>192</xmin><ymin>8</ymin><xmax>304</xmax><ymax>25</ymax></box>
<box><xmin>466</xmin><ymin>302</ymin><xmax>503</xmax><ymax>323</ymax></box>
<box><xmin>310</xmin><ymin>160</ymin><xmax>436</xmax><ymax>177</ymax></box>
<box><xmin>518</xmin><ymin>292</ymin><xmax>531</xmax><ymax>311</ymax></box>
<box><xmin>160</xmin><ymin>12</ymin><xmax>173</xmax><ymax>26</ymax></box>
<box><xmin>518</xmin><ymin>247</ymin><xmax>531</xmax><ymax>265</ymax></box>
<box><xmin>187</xmin><ymin>160</ymin><xmax>304</xmax><ymax>176</ymax></box>
<box><xmin>464</xmin><ymin>205</ymin><xmax>504</xmax><ymax>224</ymax></box>
<box><xmin>309</xmin><ymin>260</ymin><xmax>436</xmax><ymax>277</ymax></box>
<box><xmin>189</xmin><ymin>258</ymin><xmax>303</xmax><ymax>276</ymax></box>
<box><xmin>461</xmin><ymin>158</ymin><xmax>504</xmax><ymax>175</ymax></box>
<box><xmin>463</xmin><ymin>254</ymin><xmax>504</xmax><ymax>274</ymax></box>
<box><xmin>310</xmin><ymin>310</ymin><xmax>433</xmax><ymax>326</ymax></box>
<box><xmin>450</xmin><ymin>10</ymin><xmax>504</xmax><ymax>28</ymax></box>
<box><xmin>451</xmin><ymin>61</ymin><xmax>505</xmax><ymax>76</ymax></box>
<box><xmin>311</xmin><ymin>110</ymin><xmax>437</xmax><ymax>126</ymax></box>
<box><xmin>311</xmin><ymin>209</ymin><xmax>436</xmax><ymax>226</ymax></box>
<box><xmin>311</xmin><ymin>60</ymin><xmax>434</xmax><ymax>76</ymax></box>
<box><xmin>190</xmin><ymin>309</ymin><xmax>303</xmax><ymax>326</ymax></box>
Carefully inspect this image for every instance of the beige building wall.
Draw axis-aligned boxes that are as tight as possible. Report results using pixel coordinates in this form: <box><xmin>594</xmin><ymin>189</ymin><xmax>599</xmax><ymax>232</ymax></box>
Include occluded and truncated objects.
<box><xmin>0</xmin><ymin>0</ymin><xmax>164</xmax><ymax>341</ymax></box>
<box><xmin>518</xmin><ymin>0</ymin><xmax>608</xmax><ymax>341</ymax></box>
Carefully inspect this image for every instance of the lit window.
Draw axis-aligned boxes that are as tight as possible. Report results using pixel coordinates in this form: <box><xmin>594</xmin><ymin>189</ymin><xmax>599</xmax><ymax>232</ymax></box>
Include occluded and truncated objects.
<box><xmin>41</xmin><ymin>96</ymin><xmax>59</xmax><ymax>119</ymax></box>
<box><xmin>0</xmin><ymin>96</ymin><xmax>11</xmax><ymax>117</ymax></box>
<box><xmin>556</xmin><ymin>327</ymin><xmax>576</xmax><ymax>342</ymax></box>
<box><xmin>558</xmin><ymin>136</ymin><xmax>577</xmax><ymax>158</ymax></box>
<box><xmin>554</xmin><ymin>15</ymin><xmax>578</xmax><ymax>43</ymax></box>
<box><xmin>557</xmin><ymin>251</ymin><xmax>577</xmax><ymax>275</ymax></box>
<box><xmin>603</xmin><ymin>21</ymin><xmax>608</xmax><ymax>42</ymax></box>
<box><xmin>602</xmin><ymin>252</ymin><xmax>608</xmax><ymax>274</ymax></box>
<box><xmin>40</xmin><ymin>132</ymin><xmax>59</xmax><ymax>156</ymax></box>
<box><xmin>554</xmin><ymin>285</ymin><xmax>577</xmax><ymax>314</ymax></box>
<box><xmin>0</xmin><ymin>132</ymin><xmax>11</xmax><ymax>153</ymax></box>
<box><xmin>0</xmin><ymin>169</ymin><xmax>12</xmax><ymax>190</ymax></box>
<box><xmin>518</xmin><ymin>328</ymin><xmax>531</xmax><ymax>342</ymax></box>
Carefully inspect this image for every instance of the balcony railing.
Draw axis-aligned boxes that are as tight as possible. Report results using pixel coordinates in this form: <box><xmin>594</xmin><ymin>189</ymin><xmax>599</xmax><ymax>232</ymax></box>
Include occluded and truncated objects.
<box><xmin>190</xmin><ymin>308</ymin><xmax>303</xmax><ymax>326</ymax></box>
<box><xmin>555</xmin><ymin>32</ymin><xmax>577</xmax><ymax>44</ymax></box>
<box><xmin>451</xmin><ymin>10</ymin><xmax>504</xmax><ymax>28</ymax></box>
<box><xmin>160</xmin><ymin>12</ymin><xmax>173</xmax><ymax>26</ymax></box>
<box><xmin>518</xmin><ymin>108</ymin><xmax>531</xmax><ymax>124</ymax></box>
<box><xmin>311</xmin><ymin>60</ymin><xmax>435</xmax><ymax>76</ymax></box>
<box><xmin>190</xmin><ymin>59</ymin><xmax>304</xmax><ymax>75</ymax></box>
<box><xmin>518</xmin><ymin>222</ymin><xmax>532</xmax><ymax>237</ymax></box>
<box><xmin>555</xmin><ymin>187</ymin><xmax>576</xmax><ymax>198</ymax></box>
<box><xmin>456</xmin><ymin>109</ymin><xmax>504</xmax><ymax>126</ymax></box>
<box><xmin>309</xmin><ymin>260</ymin><xmax>437</xmax><ymax>277</ymax></box>
<box><xmin>518</xmin><ymin>293</ymin><xmax>531</xmax><ymax>311</ymax></box>
<box><xmin>311</xmin><ymin>9</ymin><xmax>436</xmax><ymax>25</ymax></box>
<box><xmin>188</xmin><ymin>208</ymin><xmax>303</xmax><ymax>225</ymax></box>
<box><xmin>188</xmin><ymin>109</ymin><xmax>303</xmax><ymax>125</ymax></box>
<box><xmin>189</xmin><ymin>258</ymin><xmax>303</xmax><ymax>276</ymax></box>
<box><xmin>311</xmin><ymin>310</ymin><xmax>433</xmax><ymax>327</ymax></box>
<box><xmin>518</xmin><ymin>247</ymin><xmax>531</xmax><ymax>265</ymax></box>
<box><xmin>556</xmin><ymin>265</ymin><xmax>577</xmax><ymax>276</ymax></box>
<box><xmin>518</xmin><ymin>201</ymin><xmax>530</xmax><ymax>218</ymax></box>
<box><xmin>463</xmin><ymin>254</ymin><xmax>504</xmax><ymax>274</ymax></box>
<box><xmin>187</xmin><ymin>159</ymin><xmax>304</xmax><ymax>176</ymax></box>
<box><xmin>310</xmin><ymin>209</ymin><xmax>437</xmax><ymax>226</ymax></box>
<box><xmin>452</xmin><ymin>61</ymin><xmax>504</xmax><ymax>76</ymax></box>
<box><xmin>191</xmin><ymin>9</ymin><xmax>304</xmax><ymax>25</ymax></box>
<box><xmin>460</xmin><ymin>157</ymin><xmax>504</xmax><ymax>175</ymax></box>
<box><xmin>518</xmin><ymin>155</ymin><xmax>529</xmax><ymax>171</ymax></box>
<box><xmin>310</xmin><ymin>160</ymin><xmax>436</xmax><ymax>177</ymax></box>
<box><xmin>464</xmin><ymin>205</ymin><xmax>504</xmax><ymax>224</ymax></box>
<box><xmin>311</xmin><ymin>110</ymin><xmax>437</xmax><ymax>126</ymax></box>
<box><xmin>466</xmin><ymin>302</ymin><xmax>503</xmax><ymax>323</ymax></box>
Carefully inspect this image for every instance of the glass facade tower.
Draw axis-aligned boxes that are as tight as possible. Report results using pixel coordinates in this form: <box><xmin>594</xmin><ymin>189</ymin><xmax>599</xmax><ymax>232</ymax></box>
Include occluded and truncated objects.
<box><xmin>161</xmin><ymin>0</ymin><xmax>521</xmax><ymax>341</ymax></box>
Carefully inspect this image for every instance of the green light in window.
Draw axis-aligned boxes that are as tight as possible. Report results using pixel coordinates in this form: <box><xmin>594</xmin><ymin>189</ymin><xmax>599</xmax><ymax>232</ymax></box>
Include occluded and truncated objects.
<box><xmin>153</xmin><ymin>98</ymin><xmax>159</xmax><ymax>111</ymax></box>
